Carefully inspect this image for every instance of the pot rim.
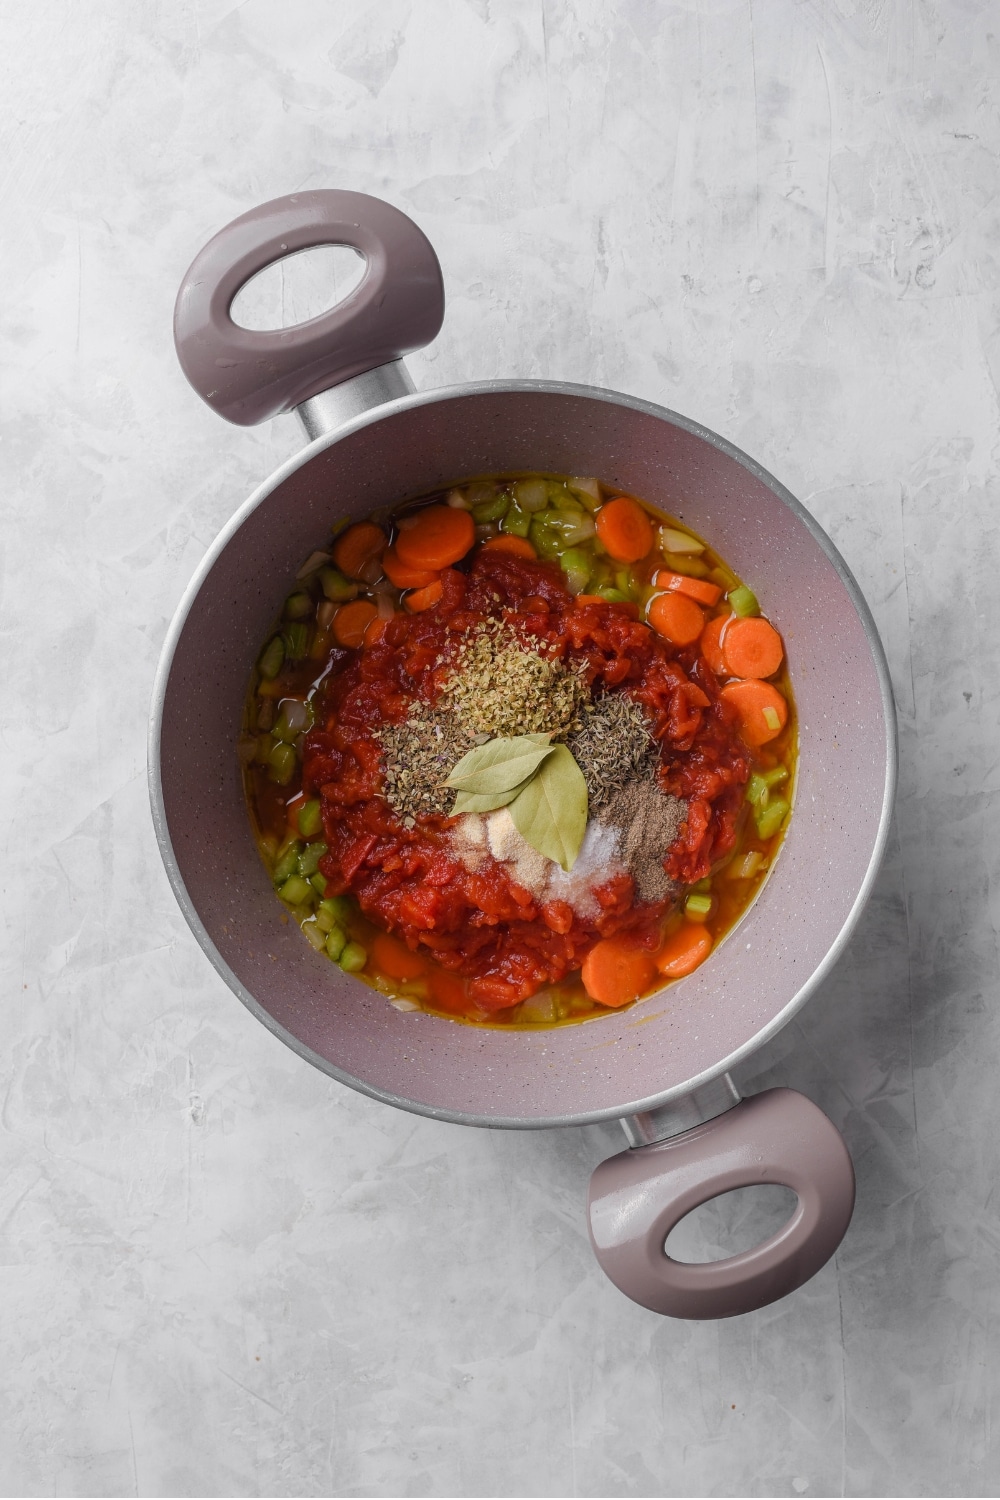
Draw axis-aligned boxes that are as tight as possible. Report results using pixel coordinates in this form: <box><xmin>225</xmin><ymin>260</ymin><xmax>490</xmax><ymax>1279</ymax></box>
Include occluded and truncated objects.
<box><xmin>148</xmin><ymin>377</ymin><xmax>898</xmax><ymax>1130</ymax></box>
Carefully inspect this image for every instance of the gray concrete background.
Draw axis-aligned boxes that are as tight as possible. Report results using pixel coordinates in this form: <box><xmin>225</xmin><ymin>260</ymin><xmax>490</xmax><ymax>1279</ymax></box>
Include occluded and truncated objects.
<box><xmin>2</xmin><ymin>1</ymin><xmax>997</xmax><ymax>1494</ymax></box>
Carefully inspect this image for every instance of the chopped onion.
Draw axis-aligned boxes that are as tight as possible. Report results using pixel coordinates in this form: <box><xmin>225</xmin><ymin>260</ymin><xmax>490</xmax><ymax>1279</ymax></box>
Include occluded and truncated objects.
<box><xmin>296</xmin><ymin>550</ymin><xmax>331</xmax><ymax>579</ymax></box>
<box><xmin>280</xmin><ymin>698</ymin><xmax>311</xmax><ymax>734</ymax></box>
<box><xmin>658</xmin><ymin>526</ymin><xmax>704</xmax><ymax>556</ymax></box>
<box><xmin>446</xmin><ymin>488</ymin><xmax>472</xmax><ymax>509</ymax></box>
<box><xmin>762</xmin><ymin>706</ymin><xmax>781</xmax><ymax>731</ymax></box>
<box><xmin>375</xmin><ymin>587</ymin><xmax>395</xmax><ymax>620</ymax></box>
<box><xmin>359</xmin><ymin>556</ymin><xmax>384</xmax><ymax>586</ymax></box>
<box><xmin>316</xmin><ymin>600</ymin><xmax>336</xmax><ymax>629</ymax></box>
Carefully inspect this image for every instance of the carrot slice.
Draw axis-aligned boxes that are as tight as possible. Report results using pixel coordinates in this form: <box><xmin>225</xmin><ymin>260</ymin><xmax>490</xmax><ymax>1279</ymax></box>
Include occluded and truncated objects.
<box><xmin>382</xmin><ymin>545</ymin><xmax>439</xmax><ymax>590</ymax></box>
<box><xmin>700</xmin><ymin>614</ymin><xmax>729</xmax><ymax>674</ymax></box>
<box><xmin>655</xmin><ymin>924</ymin><xmax>712</xmax><ymax>979</ymax></box>
<box><xmin>595</xmin><ymin>496</ymin><xmax>654</xmax><ymax>562</ymax></box>
<box><xmin>395</xmin><ymin>506</ymin><xmax>474</xmax><ymax>570</ymax></box>
<box><xmin>720</xmin><ymin>616</ymin><xmax>784</xmax><ymax>680</ymax></box>
<box><xmin>647</xmin><ymin>591</ymin><xmax>705</xmax><ymax>646</ymax></box>
<box><xmin>404</xmin><ymin>579</ymin><xmax>444</xmax><ymax>613</ymax></box>
<box><xmin>332</xmin><ymin>522</ymin><xmax>386</xmax><ymax>580</ymax></box>
<box><xmin>581</xmin><ymin>937</ymin><xmax>657</xmax><ymax>1007</ymax></box>
<box><xmin>426</xmin><ymin>967</ymin><xmax>471</xmax><ymax>1016</ymax></box>
<box><xmin>363</xmin><ymin>616</ymin><xmax>392</xmax><ymax>647</ymax></box>
<box><xmin>371</xmin><ymin>932</ymin><xmax>427</xmax><ymax>982</ymax></box>
<box><xmin>480</xmin><ymin>535</ymin><xmax>537</xmax><ymax>559</ymax></box>
<box><xmin>332</xmin><ymin>599</ymin><xmax>378</xmax><ymax>648</ymax></box>
<box><xmin>720</xmin><ymin>680</ymin><xmax>789</xmax><ymax>746</ymax></box>
<box><xmin>652</xmin><ymin>569</ymin><xmax>722</xmax><ymax>607</ymax></box>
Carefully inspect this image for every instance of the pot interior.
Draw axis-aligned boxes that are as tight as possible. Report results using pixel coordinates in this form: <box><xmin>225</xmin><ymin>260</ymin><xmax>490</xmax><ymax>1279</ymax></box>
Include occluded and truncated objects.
<box><xmin>154</xmin><ymin>386</ymin><xmax>893</xmax><ymax>1126</ymax></box>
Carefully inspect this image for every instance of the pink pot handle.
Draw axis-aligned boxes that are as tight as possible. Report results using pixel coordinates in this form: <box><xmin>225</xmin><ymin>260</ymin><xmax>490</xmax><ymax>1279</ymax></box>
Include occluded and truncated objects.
<box><xmin>589</xmin><ymin>1089</ymin><xmax>855</xmax><ymax>1319</ymax></box>
<box><xmin>173</xmin><ymin>190</ymin><xmax>444</xmax><ymax>425</ymax></box>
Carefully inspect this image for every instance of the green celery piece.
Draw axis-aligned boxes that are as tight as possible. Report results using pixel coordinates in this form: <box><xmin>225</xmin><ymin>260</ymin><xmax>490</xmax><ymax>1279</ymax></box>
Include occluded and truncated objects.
<box><xmin>472</xmin><ymin>494</ymin><xmax>509</xmax><ymax>523</ymax></box>
<box><xmin>282</xmin><ymin>622</ymin><xmax>309</xmax><ymax>660</ymax></box>
<box><xmin>597</xmin><ymin>586</ymin><xmax>629</xmax><ymax>604</ymax></box>
<box><xmin>319</xmin><ymin>567</ymin><xmax>358</xmax><ymax>602</ymax></box>
<box><xmin>500</xmin><ymin>502</ymin><xmax>531</xmax><ymax>538</ymax></box>
<box><xmin>310</xmin><ymin>872</ymin><xmax>328</xmax><ymax>896</ymax></box>
<box><xmin>284</xmin><ymin>591</ymin><xmax>314</xmax><ymax>620</ymax></box>
<box><xmin>321</xmin><ymin>894</ymin><xmax>353</xmax><ymax>923</ymax></box>
<box><xmin>278</xmin><ymin>875</ymin><xmax>313</xmax><ymax>906</ymax></box>
<box><xmin>756</xmin><ymin>797</ymin><xmax>790</xmax><ymax>839</ymax></box>
<box><xmin>273</xmin><ymin>841</ymin><xmax>303</xmax><ymax>884</ymax></box>
<box><xmin>258</xmin><ymin>637</ymin><xmax>284</xmax><ymax>680</ymax></box>
<box><xmin>339</xmin><ymin>941</ymin><xmax>368</xmax><ymax>973</ymax></box>
<box><xmin>728</xmin><ymin>584</ymin><xmax>759</xmax><ymax>618</ymax></box>
<box><xmin>614</xmin><ymin>567</ymin><xmax>640</xmax><ymax>600</ymax></box>
<box><xmin>297</xmin><ymin>799</ymin><xmax>323</xmax><ymax>838</ymax></box>
<box><xmin>325</xmin><ymin>926</ymin><xmax>347</xmax><ymax>961</ymax></box>
<box><xmin>267</xmin><ymin>742</ymin><xmax>297</xmax><ymax>785</ymax></box>
<box><xmin>297</xmin><ymin>839</ymin><xmax>328</xmax><ymax>875</ymax></box>
<box><xmin>559</xmin><ymin>548</ymin><xmax>592</xmax><ymax>595</ymax></box>
<box><xmin>746</xmin><ymin>772</ymin><xmax>770</xmax><ymax>807</ymax></box>
<box><xmin>685</xmin><ymin>893</ymin><xmax>713</xmax><ymax>916</ymax></box>
<box><xmin>762</xmin><ymin>766</ymin><xmax>789</xmax><ymax>789</ymax></box>
<box><xmin>528</xmin><ymin>517</ymin><xmax>561</xmax><ymax>558</ymax></box>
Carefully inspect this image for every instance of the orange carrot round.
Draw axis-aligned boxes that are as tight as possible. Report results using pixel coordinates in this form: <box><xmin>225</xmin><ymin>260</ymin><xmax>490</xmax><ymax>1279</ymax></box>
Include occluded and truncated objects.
<box><xmin>480</xmin><ymin>535</ymin><xmax>537</xmax><ymax>559</ymax></box>
<box><xmin>720</xmin><ymin>680</ymin><xmax>789</xmax><ymax>746</ymax></box>
<box><xmin>720</xmin><ymin>616</ymin><xmax>784</xmax><ymax>680</ymax></box>
<box><xmin>395</xmin><ymin>506</ymin><xmax>474</xmax><ymax>570</ymax></box>
<box><xmin>595</xmin><ymin>496</ymin><xmax>654</xmax><ymax>562</ymax></box>
<box><xmin>363</xmin><ymin>616</ymin><xmax>392</xmax><ymax>647</ymax></box>
<box><xmin>700</xmin><ymin>614</ymin><xmax>729</xmax><ymax>674</ymax></box>
<box><xmin>371</xmin><ymin>932</ymin><xmax>427</xmax><ymax>982</ymax></box>
<box><xmin>581</xmin><ymin>937</ymin><xmax>657</xmax><ymax>1007</ymax></box>
<box><xmin>332</xmin><ymin>522</ymin><xmax>386</xmax><ymax>580</ymax></box>
<box><xmin>404</xmin><ymin>578</ymin><xmax>444</xmax><ymax>613</ymax></box>
<box><xmin>427</xmin><ymin>967</ymin><xmax>470</xmax><ymax>1016</ymax></box>
<box><xmin>382</xmin><ymin>545</ymin><xmax>439</xmax><ymax>590</ymax></box>
<box><xmin>652</xmin><ymin>569</ymin><xmax>722</xmax><ymax>607</ymax></box>
<box><xmin>655</xmin><ymin>924</ymin><xmax>712</xmax><ymax>979</ymax></box>
<box><xmin>333</xmin><ymin>599</ymin><xmax>378</xmax><ymax>648</ymax></box>
<box><xmin>648</xmin><ymin>591</ymin><xmax>705</xmax><ymax>646</ymax></box>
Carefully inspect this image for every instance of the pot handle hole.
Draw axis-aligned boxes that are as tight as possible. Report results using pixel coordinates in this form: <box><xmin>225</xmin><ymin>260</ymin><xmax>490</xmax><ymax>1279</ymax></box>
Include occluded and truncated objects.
<box><xmin>588</xmin><ymin>1089</ymin><xmax>855</xmax><ymax>1320</ymax></box>
<box><xmin>173</xmin><ymin>190</ymin><xmax>444</xmax><ymax>426</ymax></box>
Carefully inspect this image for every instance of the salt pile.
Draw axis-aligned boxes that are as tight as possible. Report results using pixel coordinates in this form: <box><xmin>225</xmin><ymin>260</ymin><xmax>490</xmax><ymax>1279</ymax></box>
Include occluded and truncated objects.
<box><xmin>449</xmin><ymin>809</ymin><xmax>625</xmax><ymax>919</ymax></box>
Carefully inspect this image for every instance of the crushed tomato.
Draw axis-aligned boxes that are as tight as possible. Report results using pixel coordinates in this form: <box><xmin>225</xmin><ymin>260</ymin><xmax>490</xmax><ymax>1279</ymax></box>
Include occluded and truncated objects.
<box><xmin>300</xmin><ymin>550</ymin><xmax>750</xmax><ymax>1012</ymax></box>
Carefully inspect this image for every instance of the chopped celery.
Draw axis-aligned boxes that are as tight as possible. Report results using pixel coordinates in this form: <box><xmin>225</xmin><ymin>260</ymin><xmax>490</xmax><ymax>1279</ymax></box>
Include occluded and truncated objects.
<box><xmin>685</xmin><ymin>892</ymin><xmax>713</xmax><ymax>919</ymax></box>
<box><xmin>278</xmin><ymin>875</ymin><xmax>313</xmax><ymax>906</ymax></box>
<box><xmin>258</xmin><ymin>637</ymin><xmax>284</xmax><ymax>680</ymax></box>
<box><xmin>512</xmin><ymin>477</ymin><xmax>549</xmax><ymax>513</ymax></box>
<box><xmin>339</xmin><ymin>941</ymin><xmax>368</xmax><ymax>973</ymax></box>
<box><xmin>301</xmin><ymin>919</ymin><xmax>327</xmax><ymax>952</ymax></box>
<box><xmin>273</xmin><ymin>841</ymin><xmax>303</xmax><ymax>884</ymax></box>
<box><xmin>267</xmin><ymin>741</ymin><xmax>297</xmax><ymax>785</ymax></box>
<box><xmin>325</xmin><ymin>927</ymin><xmax>347</xmax><ymax>961</ymax></box>
<box><xmin>762</xmin><ymin>706</ymin><xmax>781</xmax><ymax>732</ymax></box>
<box><xmin>529</xmin><ymin>517</ymin><xmax>562</xmax><ymax>558</ymax></box>
<box><xmin>297</xmin><ymin>800</ymin><xmax>323</xmax><ymax>839</ymax></box>
<box><xmin>762</xmin><ymin>766</ymin><xmax>789</xmax><ymax>788</ymax></box>
<box><xmin>559</xmin><ymin>548</ymin><xmax>592</xmax><ymax>595</ymax></box>
<box><xmin>756</xmin><ymin>797</ymin><xmax>789</xmax><ymax>839</ymax></box>
<box><xmin>500</xmin><ymin>501</ymin><xmax>532</xmax><ymax>538</ymax></box>
<box><xmin>321</xmin><ymin>894</ymin><xmax>353</xmax><ymax>923</ymax></box>
<box><xmin>472</xmin><ymin>494</ymin><xmax>509</xmax><ymax>524</ymax></box>
<box><xmin>297</xmin><ymin>838</ymin><xmax>328</xmax><ymax>875</ymax></box>
<box><xmin>284</xmin><ymin>591</ymin><xmax>314</xmax><ymax>620</ymax></box>
<box><xmin>614</xmin><ymin>567</ymin><xmax>639</xmax><ymax>601</ymax></box>
<box><xmin>549</xmin><ymin>511</ymin><xmax>596</xmax><ymax>547</ymax></box>
<box><xmin>597</xmin><ymin>586</ymin><xmax>629</xmax><ymax>603</ymax></box>
<box><xmin>692</xmin><ymin>876</ymin><xmax>712</xmax><ymax>893</ymax></box>
<box><xmin>319</xmin><ymin>567</ymin><xmax>358</xmax><ymax>603</ymax></box>
<box><xmin>746</xmin><ymin>772</ymin><xmax>770</xmax><ymax>808</ymax></box>
<box><xmin>315</xmin><ymin>903</ymin><xmax>336</xmax><ymax>934</ymax></box>
<box><xmin>282</xmin><ymin>622</ymin><xmax>309</xmax><ymax>660</ymax></box>
<box><xmin>728</xmin><ymin>584</ymin><xmax>759</xmax><ymax>618</ymax></box>
<box><xmin>310</xmin><ymin>872</ymin><xmax>328</xmax><ymax>896</ymax></box>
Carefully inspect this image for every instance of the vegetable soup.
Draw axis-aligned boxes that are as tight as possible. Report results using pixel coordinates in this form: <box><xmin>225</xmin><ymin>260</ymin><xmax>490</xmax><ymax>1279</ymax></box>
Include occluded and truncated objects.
<box><xmin>239</xmin><ymin>474</ymin><xmax>796</xmax><ymax>1027</ymax></box>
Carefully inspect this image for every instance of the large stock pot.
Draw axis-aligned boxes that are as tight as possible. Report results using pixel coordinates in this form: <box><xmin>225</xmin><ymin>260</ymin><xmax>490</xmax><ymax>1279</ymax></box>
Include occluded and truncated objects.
<box><xmin>150</xmin><ymin>191</ymin><xmax>896</xmax><ymax>1319</ymax></box>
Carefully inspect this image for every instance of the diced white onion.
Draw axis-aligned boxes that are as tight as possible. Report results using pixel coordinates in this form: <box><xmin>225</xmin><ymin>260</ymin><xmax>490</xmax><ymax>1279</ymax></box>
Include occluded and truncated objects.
<box><xmin>296</xmin><ymin>550</ymin><xmax>331</xmax><ymax>579</ymax></box>
<box><xmin>658</xmin><ymin>526</ymin><xmax>704</xmax><ymax>555</ymax></box>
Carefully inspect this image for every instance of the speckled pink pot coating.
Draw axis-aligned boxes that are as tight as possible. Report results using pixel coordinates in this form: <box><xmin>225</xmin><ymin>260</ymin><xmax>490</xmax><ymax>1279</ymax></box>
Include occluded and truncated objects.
<box><xmin>151</xmin><ymin>384</ymin><xmax>895</xmax><ymax>1127</ymax></box>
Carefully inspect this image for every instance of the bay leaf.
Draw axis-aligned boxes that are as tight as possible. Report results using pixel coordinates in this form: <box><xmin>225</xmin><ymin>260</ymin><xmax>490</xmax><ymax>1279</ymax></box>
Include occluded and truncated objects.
<box><xmin>508</xmin><ymin>743</ymin><xmax>588</xmax><ymax>872</ymax></box>
<box><xmin>444</xmin><ymin>733</ymin><xmax>555</xmax><ymax>795</ymax></box>
<box><xmin>451</xmin><ymin>776</ymin><xmax>537</xmax><ymax>815</ymax></box>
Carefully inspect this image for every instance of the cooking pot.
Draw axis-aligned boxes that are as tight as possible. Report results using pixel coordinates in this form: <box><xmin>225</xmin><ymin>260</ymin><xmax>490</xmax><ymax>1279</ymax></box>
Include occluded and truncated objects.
<box><xmin>151</xmin><ymin>190</ymin><xmax>896</xmax><ymax>1319</ymax></box>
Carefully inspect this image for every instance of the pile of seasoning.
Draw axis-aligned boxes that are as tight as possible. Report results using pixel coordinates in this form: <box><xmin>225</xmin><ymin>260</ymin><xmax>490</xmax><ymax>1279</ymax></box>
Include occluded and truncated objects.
<box><xmin>439</xmin><ymin>619</ymin><xmax>587</xmax><ymax>740</ymax></box>
<box><xmin>597</xmin><ymin>779</ymin><xmax>685</xmax><ymax>904</ymax></box>
<box><xmin>567</xmin><ymin>692</ymin><xmax>659</xmax><ymax>809</ymax></box>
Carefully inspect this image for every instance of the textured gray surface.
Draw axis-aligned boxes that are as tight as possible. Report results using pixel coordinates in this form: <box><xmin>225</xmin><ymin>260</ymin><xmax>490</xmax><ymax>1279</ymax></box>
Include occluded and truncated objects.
<box><xmin>1</xmin><ymin>1</ymin><xmax>997</xmax><ymax>1495</ymax></box>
